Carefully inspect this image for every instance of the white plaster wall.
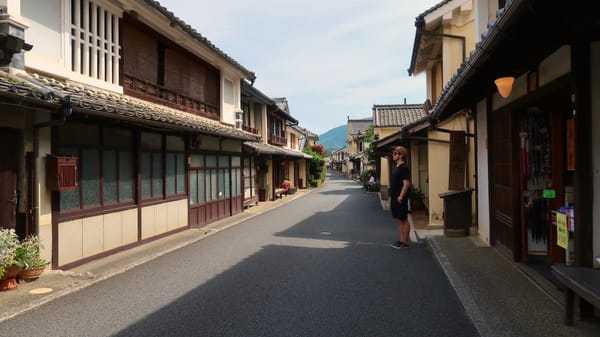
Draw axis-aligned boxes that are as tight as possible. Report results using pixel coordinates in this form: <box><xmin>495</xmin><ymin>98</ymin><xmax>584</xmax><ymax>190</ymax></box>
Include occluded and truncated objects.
<box><xmin>538</xmin><ymin>45</ymin><xmax>571</xmax><ymax>87</ymax></box>
<box><xmin>22</xmin><ymin>0</ymin><xmax>122</xmax><ymax>92</ymax></box>
<box><xmin>267</xmin><ymin>160</ymin><xmax>273</xmax><ymax>200</ymax></box>
<box><xmin>141</xmin><ymin>199</ymin><xmax>188</xmax><ymax>240</ymax></box>
<box><xmin>428</xmin><ymin>129</ymin><xmax>450</xmax><ymax>226</ymax></box>
<box><xmin>82</xmin><ymin>215</ymin><xmax>104</xmax><ymax>258</ymax></box>
<box><xmin>221</xmin><ymin>76</ymin><xmax>237</xmax><ymax>126</ymax></box>
<box><xmin>380</xmin><ymin>156</ymin><xmax>390</xmax><ymax>189</ymax></box>
<box><xmin>56</xmin><ymin>198</ymin><xmax>189</xmax><ymax>265</ymax></box>
<box><xmin>476</xmin><ymin>99</ymin><xmax>491</xmax><ymax>245</ymax></box>
<box><xmin>21</xmin><ymin>0</ymin><xmax>66</xmax><ymax>76</ymax></box>
<box><xmin>591</xmin><ymin>42</ymin><xmax>600</xmax><ymax>268</ymax></box>
<box><xmin>298</xmin><ymin>160</ymin><xmax>307</xmax><ymax>188</ymax></box>
<box><xmin>58</xmin><ymin>208</ymin><xmax>139</xmax><ymax>266</ymax></box>
<box><xmin>58</xmin><ymin>218</ymin><xmax>83</xmax><ymax>266</ymax></box>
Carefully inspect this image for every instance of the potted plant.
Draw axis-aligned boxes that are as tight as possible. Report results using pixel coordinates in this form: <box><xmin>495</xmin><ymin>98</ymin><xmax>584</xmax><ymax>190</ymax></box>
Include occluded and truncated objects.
<box><xmin>409</xmin><ymin>187</ymin><xmax>426</xmax><ymax>211</ymax></box>
<box><xmin>0</xmin><ymin>228</ymin><xmax>21</xmax><ymax>290</ymax></box>
<box><xmin>15</xmin><ymin>234</ymin><xmax>49</xmax><ymax>282</ymax></box>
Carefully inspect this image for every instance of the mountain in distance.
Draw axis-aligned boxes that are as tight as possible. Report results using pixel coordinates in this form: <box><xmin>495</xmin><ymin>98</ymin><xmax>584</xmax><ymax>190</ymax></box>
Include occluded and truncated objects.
<box><xmin>319</xmin><ymin>125</ymin><xmax>346</xmax><ymax>155</ymax></box>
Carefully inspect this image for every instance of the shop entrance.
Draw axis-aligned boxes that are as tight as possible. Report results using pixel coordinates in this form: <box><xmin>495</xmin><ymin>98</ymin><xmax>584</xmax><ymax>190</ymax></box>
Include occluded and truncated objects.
<box><xmin>519</xmin><ymin>109</ymin><xmax>556</xmax><ymax>263</ymax></box>
<box><xmin>518</xmin><ymin>90</ymin><xmax>570</xmax><ymax>267</ymax></box>
<box><xmin>491</xmin><ymin>88</ymin><xmax>571</xmax><ymax>267</ymax></box>
<box><xmin>491</xmin><ymin>110</ymin><xmax>519</xmax><ymax>260</ymax></box>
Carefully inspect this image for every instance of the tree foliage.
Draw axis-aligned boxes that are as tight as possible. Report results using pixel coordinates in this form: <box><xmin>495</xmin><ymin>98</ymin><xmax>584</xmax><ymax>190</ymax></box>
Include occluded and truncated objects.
<box><xmin>363</xmin><ymin>125</ymin><xmax>379</xmax><ymax>162</ymax></box>
<box><xmin>304</xmin><ymin>145</ymin><xmax>326</xmax><ymax>187</ymax></box>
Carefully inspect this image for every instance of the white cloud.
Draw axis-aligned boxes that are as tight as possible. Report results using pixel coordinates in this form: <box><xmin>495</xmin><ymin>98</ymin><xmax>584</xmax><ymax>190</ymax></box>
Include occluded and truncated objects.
<box><xmin>158</xmin><ymin>0</ymin><xmax>440</xmax><ymax>134</ymax></box>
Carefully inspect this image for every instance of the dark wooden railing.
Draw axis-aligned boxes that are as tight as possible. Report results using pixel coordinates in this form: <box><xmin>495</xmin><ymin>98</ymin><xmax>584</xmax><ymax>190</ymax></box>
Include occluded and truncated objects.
<box><xmin>268</xmin><ymin>133</ymin><xmax>287</xmax><ymax>146</ymax></box>
<box><xmin>122</xmin><ymin>74</ymin><xmax>219</xmax><ymax>119</ymax></box>
<box><xmin>242</xmin><ymin>125</ymin><xmax>259</xmax><ymax>134</ymax></box>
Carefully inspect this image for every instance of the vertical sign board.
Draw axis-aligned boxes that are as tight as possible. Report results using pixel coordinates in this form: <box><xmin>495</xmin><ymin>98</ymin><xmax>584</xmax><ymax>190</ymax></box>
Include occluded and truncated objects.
<box><xmin>449</xmin><ymin>131</ymin><xmax>466</xmax><ymax>190</ymax></box>
<box><xmin>556</xmin><ymin>213</ymin><xmax>568</xmax><ymax>249</ymax></box>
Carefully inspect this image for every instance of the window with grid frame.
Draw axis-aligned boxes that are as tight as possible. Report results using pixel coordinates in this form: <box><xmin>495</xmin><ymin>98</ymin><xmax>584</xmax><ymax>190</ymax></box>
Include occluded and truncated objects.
<box><xmin>70</xmin><ymin>0</ymin><xmax>120</xmax><ymax>84</ymax></box>
<box><xmin>140</xmin><ymin>134</ymin><xmax>186</xmax><ymax>201</ymax></box>
<box><xmin>243</xmin><ymin>156</ymin><xmax>255</xmax><ymax>199</ymax></box>
<box><xmin>59</xmin><ymin>124</ymin><xmax>134</xmax><ymax>212</ymax></box>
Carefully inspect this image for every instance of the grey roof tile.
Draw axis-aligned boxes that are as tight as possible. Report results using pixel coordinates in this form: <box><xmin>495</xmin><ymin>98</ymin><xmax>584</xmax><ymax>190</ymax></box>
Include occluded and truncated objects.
<box><xmin>0</xmin><ymin>72</ymin><xmax>259</xmax><ymax>141</ymax></box>
<box><xmin>372</xmin><ymin>104</ymin><xmax>428</xmax><ymax>128</ymax></box>
<box><xmin>244</xmin><ymin>141</ymin><xmax>311</xmax><ymax>158</ymax></box>
<box><xmin>347</xmin><ymin>119</ymin><xmax>372</xmax><ymax>137</ymax></box>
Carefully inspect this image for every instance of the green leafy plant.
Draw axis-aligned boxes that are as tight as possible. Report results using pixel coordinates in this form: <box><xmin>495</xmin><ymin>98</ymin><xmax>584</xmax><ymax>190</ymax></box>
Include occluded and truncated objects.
<box><xmin>409</xmin><ymin>187</ymin><xmax>425</xmax><ymax>200</ymax></box>
<box><xmin>15</xmin><ymin>234</ymin><xmax>49</xmax><ymax>269</ymax></box>
<box><xmin>304</xmin><ymin>146</ymin><xmax>326</xmax><ymax>187</ymax></box>
<box><xmin>0</xmin><ymin>229</ymin><xmax>20</xmax><ymax>279</ymax></box>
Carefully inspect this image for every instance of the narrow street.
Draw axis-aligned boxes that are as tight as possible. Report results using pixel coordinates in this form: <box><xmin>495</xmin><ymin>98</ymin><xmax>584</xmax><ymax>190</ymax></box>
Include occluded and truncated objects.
<box><xmin>1</xmin><ymin>174</ymin><xmax>478</xmax><ymax>337</ymax></box>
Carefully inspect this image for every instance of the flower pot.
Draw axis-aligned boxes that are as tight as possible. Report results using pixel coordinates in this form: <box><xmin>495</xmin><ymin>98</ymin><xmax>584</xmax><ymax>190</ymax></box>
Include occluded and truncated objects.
<box><xmin>0</xmin><ymin>277</ymin><xmax>18</xmax><ymax>291</ymax></box>
<box><xmin>0</xmin><ymin>265</ymin><xmax>22</xmax><ymax>291</ymax></box>
<box><xmin>2</xmin><ymin>265</ymin><xmax>21</xmax><ymax>279</ymax></box>
<box><xmin>18</xmin><ymin>266</ymin><xmax>46</xmax><ymax>282</ymax></box>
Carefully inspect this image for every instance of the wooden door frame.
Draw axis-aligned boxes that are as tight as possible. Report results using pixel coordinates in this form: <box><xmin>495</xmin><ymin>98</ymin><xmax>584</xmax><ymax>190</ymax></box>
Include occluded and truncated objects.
<box><xmin>488</xmin><ymin>106</ymin><xmax>521</xmax><ymax>261</ymax></box>
<box><xmin>0</xmin><ymin>128</ymin><xmax>20</xmax><ymax>231</ymax></box>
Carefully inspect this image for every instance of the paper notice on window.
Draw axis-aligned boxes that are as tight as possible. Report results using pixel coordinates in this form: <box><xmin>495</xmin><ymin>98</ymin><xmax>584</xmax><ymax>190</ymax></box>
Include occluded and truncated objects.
<box><xmin>556</xmin><ymin>213</ymin><xmax>568</xmax><ymax>249</ymax></box>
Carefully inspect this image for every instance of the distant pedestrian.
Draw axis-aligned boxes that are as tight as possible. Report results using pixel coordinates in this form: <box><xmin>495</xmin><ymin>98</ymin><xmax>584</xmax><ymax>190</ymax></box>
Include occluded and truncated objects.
<box><xmin>365</xmin><ymin>174</ymin><xmax>376</xmax><ymax>191</ymax></box>
<box><xmin>389</xmin><ymin>146</ymin><xmax>411</xmax><ymax>249</ymax></box>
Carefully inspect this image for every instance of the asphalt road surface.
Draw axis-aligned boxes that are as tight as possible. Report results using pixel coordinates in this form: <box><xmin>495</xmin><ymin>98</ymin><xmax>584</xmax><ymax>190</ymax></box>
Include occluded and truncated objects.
<box><xmin>1</xmin><ymin>173</ymin><xmax>478</xmax><ymax>337</ymax></box>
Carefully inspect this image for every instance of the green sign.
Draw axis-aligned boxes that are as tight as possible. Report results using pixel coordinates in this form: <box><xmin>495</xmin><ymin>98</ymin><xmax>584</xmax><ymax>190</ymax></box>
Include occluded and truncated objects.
<box><xmin>543</xmin><ymin>189</ymin><xmax>556</xmax><ymax>199</ymax></box>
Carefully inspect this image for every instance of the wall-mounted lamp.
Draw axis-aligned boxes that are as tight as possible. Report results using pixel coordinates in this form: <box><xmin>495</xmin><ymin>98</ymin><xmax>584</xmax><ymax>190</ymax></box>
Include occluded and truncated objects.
<box><xmin>494</xmin><ymin>76</ymin><xmax>515</xmax><ymax>98</ymax></box>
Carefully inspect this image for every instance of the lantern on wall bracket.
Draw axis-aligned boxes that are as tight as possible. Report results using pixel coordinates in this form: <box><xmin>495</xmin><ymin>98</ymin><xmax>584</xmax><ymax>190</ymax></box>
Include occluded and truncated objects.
<box><xmin>494</xmin><ymin>76</ymin><xmax>515</xmax><ymax>98</ymax></box>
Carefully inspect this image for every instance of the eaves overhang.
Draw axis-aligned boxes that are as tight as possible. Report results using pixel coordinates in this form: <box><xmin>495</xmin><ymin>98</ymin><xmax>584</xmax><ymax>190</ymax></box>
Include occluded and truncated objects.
<box><xmin>373</xmin><ymin>114</ymin><xmax>432</xmax><ymax>151</ymax></box>
<box><xmin>0</xmin><ymin>72</ymin><xmax>260</xmax><ymax>141</ymax></box>
<box><xmin>408</xmin><ymin>0</ymin><xmax>453</xmax><ymax>76</ymax></box>
<box><xmin>431</xmin><ymin>0</ymin><xmax>600</xmax><ymax>123</ymax></box>
<box><xmin>268</xmin><ymin>106</ymin><xmax>298</xmax><ymax>125</ymax></box>
<box><xmin>241</xmin><ymin>81</ymin><xmax>274</xmax><ymax>106</ymax></box>
<box><xmin>244</xmin><ymin>141</ymin><xmax>311</xmax><ymax>159</ymax></box>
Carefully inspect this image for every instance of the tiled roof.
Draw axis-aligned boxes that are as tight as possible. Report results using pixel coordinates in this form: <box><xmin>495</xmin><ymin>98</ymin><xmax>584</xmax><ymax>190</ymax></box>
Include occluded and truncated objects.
<box><xmin>372</xmin><ymin>104</ymin><xmax>428</xmax><ymax>128</ymax></box>
<box><xmin>241</xmin><ymin>81</ymin><xmax>274</xmax><ymax>105</ymax></box>
<box><xmin>347</xmin><ymin>119</ymin><xmax>372</xmax><ymax>137</ymax></box>
<box><xmin>271</xmin><ymin>97</ymin><xmax>298</xmax><ymax>124</ymax></box>
<box><xmin>146</xmin><ymin>0</ymin><xmax>256</xmax><ymax>82</ymax></box>
<box><xmin>291</xmin><ymin>125</ymin><xmax>319</xmax><ymax>139</ymax></box>
<box><xmin>273</xmin><ymin>97</ymin><xmax>289</xmax><ymax>113</ymax></box>
<box><xmin>0</xmin><ymin>71</ymin><xmax>259</xmax><ymax>141</ymax></box>
<box><xmin>415</xmin><ymin>0</ymin><xmax>452</xmax><ymax>20</ymax></box>
<box><xmin>244</xmin><ymin>141</ymin><xmax>312</xmax><ymax>159</ymax></box>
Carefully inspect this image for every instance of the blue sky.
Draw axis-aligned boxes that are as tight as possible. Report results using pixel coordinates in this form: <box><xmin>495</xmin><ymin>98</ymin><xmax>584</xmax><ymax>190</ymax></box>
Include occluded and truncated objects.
<box><xmin>158</xmin><ymin>0</ymin><xmax>441</xmax><ymax>135</ymax></box>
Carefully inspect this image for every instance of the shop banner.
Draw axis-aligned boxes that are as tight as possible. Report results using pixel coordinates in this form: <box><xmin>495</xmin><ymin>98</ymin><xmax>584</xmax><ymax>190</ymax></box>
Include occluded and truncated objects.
<box><xmin>556</xmin><ymin>213</ymin><xmax>568</xmax><ymax>249</ymax></box>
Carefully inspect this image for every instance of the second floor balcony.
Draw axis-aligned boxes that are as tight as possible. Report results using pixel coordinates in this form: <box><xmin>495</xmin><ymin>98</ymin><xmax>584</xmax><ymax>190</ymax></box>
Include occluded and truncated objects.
<box><xmin>268</xmin><ymin>133</ymin><xmax>287</xmax><ymax>146</ymax></box>
<box><xmin>242</xmin><ymin>125</ymin><xmax>259</xmax><ymax>135</ymax></box>
<box><xmin>123</xmin><ymin>74</ymin><xmax>219</xmax><ymax>120</ymax></box>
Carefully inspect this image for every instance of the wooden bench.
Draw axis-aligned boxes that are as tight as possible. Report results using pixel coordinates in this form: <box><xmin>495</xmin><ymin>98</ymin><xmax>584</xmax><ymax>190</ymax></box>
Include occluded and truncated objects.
<box><xmin>274</xmin><ymin>188</ymin><xmax>288</xmax><ymax>199</ymax></box>
<box><xmin>551</xmin><ymin>264</ymin><xmax>600</xmax><ymax>325</ymax></box>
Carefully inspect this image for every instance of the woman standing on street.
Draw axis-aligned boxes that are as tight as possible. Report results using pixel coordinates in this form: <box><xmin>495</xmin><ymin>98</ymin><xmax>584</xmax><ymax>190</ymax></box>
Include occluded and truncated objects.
<box><xmin>389</xmin><ymin>146</ymin><xmax>411</xmax><ymax>249</ymax></box>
